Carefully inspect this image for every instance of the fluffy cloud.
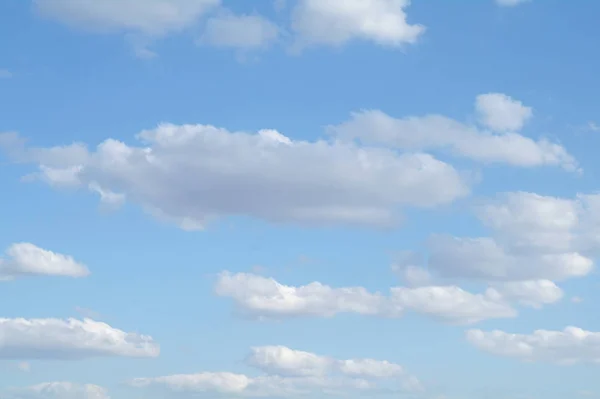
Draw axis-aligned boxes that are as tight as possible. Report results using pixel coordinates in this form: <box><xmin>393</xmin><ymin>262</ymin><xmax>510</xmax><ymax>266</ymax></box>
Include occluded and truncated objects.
<box><xmin>329</xmin><ymin>93</ymin><xmax>576</xmax><ymax>170</ymax></box>
<box><xmin>467</xmin><ymin>327</ymin><xmax>600</xmax><ymax>365</ymax></box>
<box><xmin>132</xmin><ymin>345</ymin><xmax>422</xmax><ymax>396</ymax></box>
<box><xmin>290</xmin><ymin>0</ymin><xmax>425</xmax><ymax>50</ymax></box>
<box><xmin>33</xmin><ymin>0</ymin><xmax>219</xmax><ymax>36</ymax></box>
<box><xmin>215</xmin><ymin>272</ymin><xmax>517</xmax><ymax>324</ymax></box>
<box><xmin>1</xmin><ymin>382</ymin><xmax>109</xmax><ymax>399</ymax></box>
<box><xmin>0</xmin><ymin>125</ymin><xmax>469</xmax><ymax>230</ymax></box>
<box><xmin>0</xmin><ymin>243</ymin><xmax>89</xmax><ymax>280</ymax></box>
<box><xmin>0</xmin><ymin>318</ymin><xmax>159</xmax><ymax>359</ymax></box>
<box><xmin>475</xmin><ymin>93</ymin><xmax>532</xmax><ymax>132</ymax></box>
<box><xmin>396</xmin><ymin>191</ymin><xmax>600</xmax><ymax>294</ymax></box>
<box><xmin>199</xmin><ymin>13</ymin><xmax>280</xmax><ymax>50</ymax></box>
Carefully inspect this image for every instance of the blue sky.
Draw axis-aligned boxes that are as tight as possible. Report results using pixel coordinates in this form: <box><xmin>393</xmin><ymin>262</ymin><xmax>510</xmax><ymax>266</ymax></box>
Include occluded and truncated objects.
<box><xmin>1</xmin><ymin>0</ymin><xmax>600</xmax><ymax>398</ymax></box>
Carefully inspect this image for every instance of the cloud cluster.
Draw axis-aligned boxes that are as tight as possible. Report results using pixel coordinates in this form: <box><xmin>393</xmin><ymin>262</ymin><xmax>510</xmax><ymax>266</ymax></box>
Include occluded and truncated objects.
<box><xmin>215</xmin><ymin>272</ymin><xmax>517</xmax><ymax>325</ymax></box>
<box><xmin>329</xmin><ymin>93</ymin><xmax>576</xmax><ymax>170</ymax></box>
<box><xmin>393</xmin><ymin>191</ymin><xmax>600</xmax><ymax>314</ymax></box>
<box><xmin>467</xmin><ymin>326</ymin><xmax>600</xmax><ymax>365</ymax></box>
<box><xmin>1</xmin><ymin>382</ymin><xmax>109</xmax><ymax>399</ymax></box>
<box><xmin>131</xmin><ymin>345</ymin><xmax>422</xmax><ymax>396</ymax></box>
<box><xmin>0</xmin><ymin>243</ymin><xmax>89</xmax><ymax>280</ymax></box>
<box><xmin>33</xmin><ymin>0</ymin><xmax>426</xmax><ymax>55</ymax></box>
<box><xmin>0</xmin><ymin>318</ymin><xmax>159</xmax><ymax>359</ymax></box>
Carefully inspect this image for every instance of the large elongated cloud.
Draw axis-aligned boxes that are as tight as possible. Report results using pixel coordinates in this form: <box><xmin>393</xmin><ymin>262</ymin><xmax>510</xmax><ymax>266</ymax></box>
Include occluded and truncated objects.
<box><xmin>34</xmin><ymin>0</ymin><xmax>220</xmax><ymax>36</ymax></box>
<box><xmin>1</xmin><ymin>382</ymin><xmax>109</xmax><ymax>399</ymax></box>
<box><xmin>329</xmin><ymin>93</ymin><xmax>576</xmax><ymax>170</ymax></box>
<box><xmin>467</xmin><ymin>327</ymin><xmax>600</xmax><ymax>365</ymax></box>
<box><xmin>0</xmin><ymin>243</ymin><xmax>89</xmax><ymax>280</ymax></box>
<box><xmin>0</xmin><ymin>125</ymin><xmax>469</xmax><ymax>230</ymax></box>
<box><xmin>215</xmin><ymin>272</ymin><xmax>517</xmax><ymax>325</ymax></box>
<box><xmin>0</xmin><ymin>318</ymin><xmax>159</xmax><ymax>359</ymax></box>
<box><xmin>131</xmin><ymin>345</ymin><xmax>422</xmax><ymax>396</ymax></box>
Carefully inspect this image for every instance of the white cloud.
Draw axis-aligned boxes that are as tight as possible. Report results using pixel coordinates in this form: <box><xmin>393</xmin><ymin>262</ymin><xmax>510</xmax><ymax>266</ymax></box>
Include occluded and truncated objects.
<box><xmin>475</xmin><ymin>93</ymin><xmax>532</xmax><ymax>132</ymax></box>
<box><xmin>0</xmin><ymin>124</ymin><xmax>469</xmax><ymax>230</ymax></box>
<box><xmin>247</xmin><ymin>346</ymin><xmax>334</xmax><ymax>377</ymax></box>
<box><xmin>329</xmin><ymin>93</ymin><xmax>576</xmax><ymax>170</ymax></box>
<box><xmin>495</xmin><ymin>0</ymin><xmax>531</xmax><ymax>7</ymax></box>
<box><xmin>290</xmin><ymin>0</ymin><xmax>425</xmax><ymax>50</ymax></box>
<box><xmin>2</xmin><ymin>382</ymin><xmax>109</xmax><ymax>399</ymax></box>
<box><xmin>426</xmin><ymin>235</ymin><xmax>592</xmax><ymax>282</ymax></box>
<box><xmin>132</xmin><ymin>345</ymin><xmax>422</xmax><ymax>396</ymax></box>
<box><xmin>199</xmin><ymin>13</ymin><xmax>280</xmax><ymax>50</ymax></box>
<box><xmin>215</xmin><ymin>272</ymin><xmax>516</xmax><ymax>325</ymax></box>
<box><xmin>0</xmin><ymin>69</ymin><xmax>12</xmax><ymax>79</ymax></box>
<box><xmin>467</xmin><ymin>326</ymin><xmax>600</xmax><ymax>365</ymax></box>
<box><xmin>0</xmin><ymin>318</ymin><xmax>159</xmax><ymax>359</ymax></box>
<box><xmin>403</xmin><ymin>191</ymin><xmax>600</xmax><ymax>288</ymax></box>
<box><xmin>0</xmin><ymin>243</ymin><xmax>89</xmax><ymax>280</ymax></box>
<box><xmin>33</xmin><ymin>0</ymin><xmax>219</xmax><ymax>36</ymax></box>
<box><xmin>486</xmin><ymin>280</ymin><xmax>564</xmax><ymax>308</ymax></box>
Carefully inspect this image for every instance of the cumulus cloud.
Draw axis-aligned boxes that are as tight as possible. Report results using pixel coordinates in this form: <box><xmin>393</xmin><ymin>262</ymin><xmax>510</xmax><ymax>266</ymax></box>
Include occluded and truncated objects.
<box><xmin>199</xmin><ymin>12</ymin><xmax>280</xmax><ymax>50</ymax></box>
<box><xmin>396</xmin><ymin>191</ymin><xmax>600</xmax><ymax>291</ymax></box>
<box><xmin>290</xmin><ymin>0</ymin><xmax>425</xmax><ymax>50</ymax></box>
<box><xmin>329</xmin><ymin>93</ymin><xmax>576</xmax><ymax>170</ymax></box>
<box><xmin>215</xmin><ymin>272</ymin><xmax>516</xmax><ymax>325</ymax></box>
<box><xmin>132</xmin><ymin>345</ymin><xmax>422</xmax><ymax>396</ymax></box>
<box><xmin>1</xmin><ymin>382</ymin><xmax>109</xmax><ymax>399</ymax></box>
<box><xmin>475</xmin><ymin>93</ymin><xmax>533</xmax><ymax>132</ymax></box>
<box><xmin>0</xmin><ymin>243</ymin><xmax>89</xmax><ymax>280</ymax></box>
<box><xmin>0</xmin><ymin>318</ymin><xmax>159</xmax><ymax>359</ymax></box>
<box><xmin>467</xmin><ymin>327</ymin><xmax>600</xmax><ymax>365</ymax></box>
<box><xmin>0</xmin><ymin>124</ymin><xmax>469</xmax><ymax>230</ymax></box>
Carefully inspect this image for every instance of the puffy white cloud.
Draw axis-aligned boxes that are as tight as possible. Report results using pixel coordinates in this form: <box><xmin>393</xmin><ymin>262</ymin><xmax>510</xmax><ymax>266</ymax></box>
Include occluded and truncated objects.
<box><xmin>33</xmin><ymin>0</ymin><xmax>219</xmax><ymax>36</ymax></box>
<box><xmin>401</xmin><ymin>191</ymin><xmax>600</xmax><ymax>291</ymax></box>
<box><xmin>247</xmin><ymin>346</ymin><xmax>334</xmax><ymax>377</ymax></box>
<box><xmin>1</xmin><ymin>382</ymin><xmax>109</xmax><ymax>399</ymax></box>
<box><xmin>215</xmin><ymin>272</ymin><xmax>516</xmax><ymax>324</ymax></box>
<box><xmin>0</xmin><ymin>243</ymin><xmax>89</xmax><ymax>280</ymax></box>
<box><xmin>0</xmin><ymin>124</ymin><xmax>469</xmax><ymax>230</ymax></box>
<box><xmin>0</xmin><ymin>318</ymin><xmax>159</xmax><ymax>359</ymax></box>
<box><xmin>199</xmin><ymin>13</ymin><xmax>280</xmax><ymax>50</ymax></box>
<box><xmin>486</xmin><ymin>280</ymin><xmax>564</xmax><ymax>308</ymax></box>
<box><xmin>427</xmin><ymin>236</ymin><xmax>592</xmax><ymax>282</ymax></box>
<box><xmin>475</xmin><ymin>93</ymin><xmax>533</xmax><ymax>132</ymax></box>
<box><xmin>329</xmin><ymin>94</ymin><xmax>576</xmax><ymax>170</ymax></box>
<box><xmin>290</xmin><ymin>0</ymin><xmax>425</xmax><ymax>50</ymax></box>
<box><xmin>467</xmin><ymin>327</ymin><xmax>600</xmax><ymax>365</ymax></box>
<box><xmin>132</xmin><ymin>345</ymin><xmax>422</xmax><ymax>396</ymax></box>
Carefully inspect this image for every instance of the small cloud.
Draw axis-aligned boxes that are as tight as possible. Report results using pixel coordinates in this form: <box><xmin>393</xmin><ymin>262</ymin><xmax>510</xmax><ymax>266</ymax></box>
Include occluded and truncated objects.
<box><xmin>587</xmin><ymin>122</ymin><xmax>600</xmax><ymax>132</ymax></box>
<box><xmin>0</xmin><ymin>69</ymin><xmax>12</xmax><ymax>79</ymax></box>
<box><xmin>571</xmin><ymin>296</ymin><xmax>584</xmax><ymax>304</ymax></box>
